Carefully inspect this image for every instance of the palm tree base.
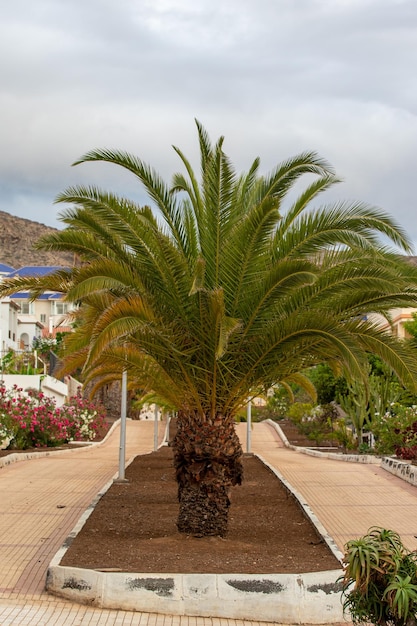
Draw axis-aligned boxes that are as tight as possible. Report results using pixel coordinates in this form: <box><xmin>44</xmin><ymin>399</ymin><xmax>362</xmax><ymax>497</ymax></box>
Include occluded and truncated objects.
<box><xmin>176</xmin><ymin>483</ymin><xmax>230</xmax><ymax>537</ymax></box>
<box><xmin>173</xmin><ymin>410</ymin><xmax>243</xmax><ymax>538</ymax></box>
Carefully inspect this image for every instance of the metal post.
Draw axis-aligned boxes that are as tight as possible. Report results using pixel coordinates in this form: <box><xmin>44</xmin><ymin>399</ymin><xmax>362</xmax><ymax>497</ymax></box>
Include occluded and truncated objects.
<box><xmin>154</xmin><ymin>404</ymin><xmax>159</xmax><ymax>450</ymax></box>
<box><xmin>166</xmin><ymin>411</ymin><xmax>171</xmax><ymax>444</ymax></box>
<box><xmin>246</xmin><ymin>400</ymin><xmax>252</xmax><ymax>453</ymax></box>
<box><xmin>116</xmin><ymin>369</ymin><xmax>128</xmax><ymax>482</ymax></box>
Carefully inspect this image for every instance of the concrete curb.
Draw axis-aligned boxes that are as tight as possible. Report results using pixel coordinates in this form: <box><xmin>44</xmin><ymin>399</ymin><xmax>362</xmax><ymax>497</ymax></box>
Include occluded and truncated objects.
<box><xmin>382</xmin><ymin>456</ymin><xmax>417</xmax><ymax>486</ymax></box>
<box><xmin>46</xmin><ymin>452</ymin><xmax>344</xmax><ymax>623</ymax></box>
<box><xmin>268</xmin><ymin>419</ymin><xmax>417</xmax><ymax>493</ymax></box>
<box><xmin>267</xmin><ymin>419</ymin><xmax>380</xmax><ymax>464</ymax></box>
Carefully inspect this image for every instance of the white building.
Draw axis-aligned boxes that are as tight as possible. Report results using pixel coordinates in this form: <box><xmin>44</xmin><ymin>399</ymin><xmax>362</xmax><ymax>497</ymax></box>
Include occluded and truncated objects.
<box><xmin>0</xmin><ymin>296</ymin><xmax>20</xmax><ymax>352</ymax></box>
<box><xmin>368</xmin><ymin>308</ymin><xmax>417</xmax><ymax>339</ymax></box>
<box><xmin>0</xmin><ymin>265</ymin><xmax>75</xmax><ymax>351</ymax></box>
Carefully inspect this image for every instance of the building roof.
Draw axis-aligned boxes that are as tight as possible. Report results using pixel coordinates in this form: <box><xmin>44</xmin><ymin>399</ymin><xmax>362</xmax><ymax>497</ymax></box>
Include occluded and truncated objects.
<box><xmin>0</xmin><ymin>297</ymin><xmax>20</xmax><ymax>308</ymax></box>
<box><xmin>38</xmin><ymin>292</ymin><xmax>63</xmax><ymax>300</ymax></box>
<box><xmin>7</xmin><ymin>266</ymin><xmax>67</xmax><ymax>278</ymax></box>
<box><xmin>11</xmin><ymin>291</ymin><xmax>63</xmax><ymax>300</ymax></box>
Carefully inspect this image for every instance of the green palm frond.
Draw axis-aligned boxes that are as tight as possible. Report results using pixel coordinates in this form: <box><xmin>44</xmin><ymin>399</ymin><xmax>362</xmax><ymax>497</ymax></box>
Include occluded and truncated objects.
<box><xmin>283</xmin><ymin>373</ymin><xmax>318</xmax><ymax>403</ymax></box>
<box><xmin>2</xmin><ymin>120</ymin><xmax>417</xmax><ymax>415</ymax></box>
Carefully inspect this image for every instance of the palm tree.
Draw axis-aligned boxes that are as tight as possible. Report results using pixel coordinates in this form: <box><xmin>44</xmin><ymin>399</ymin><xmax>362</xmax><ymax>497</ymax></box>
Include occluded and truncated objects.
<box><xmin>4</xmin><ymin>120</ymin><xmax>417</xmax><ymax>537</ymax></box>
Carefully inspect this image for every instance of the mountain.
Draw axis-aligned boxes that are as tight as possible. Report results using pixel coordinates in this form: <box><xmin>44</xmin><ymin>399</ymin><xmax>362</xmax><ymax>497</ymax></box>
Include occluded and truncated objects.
<box><xmin>0</xmin><ymin>210</ymin><xmax>74</xmax><ymax>268</ymax></box>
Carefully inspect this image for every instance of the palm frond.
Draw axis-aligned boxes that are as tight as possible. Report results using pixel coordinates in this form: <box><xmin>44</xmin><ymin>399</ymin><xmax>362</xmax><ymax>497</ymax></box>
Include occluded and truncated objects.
<box><xmin>9</xmin><ymin>122</ymin><xmax>417</xmax><ymax>417</ymax></box>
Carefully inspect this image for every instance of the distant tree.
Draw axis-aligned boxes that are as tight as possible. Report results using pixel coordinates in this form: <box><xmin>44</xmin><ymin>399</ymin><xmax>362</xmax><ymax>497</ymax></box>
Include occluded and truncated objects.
<box><xmin>307</xmin><ymin>364</ymin><xmax>347</xmax><ymax>404</ymax></box>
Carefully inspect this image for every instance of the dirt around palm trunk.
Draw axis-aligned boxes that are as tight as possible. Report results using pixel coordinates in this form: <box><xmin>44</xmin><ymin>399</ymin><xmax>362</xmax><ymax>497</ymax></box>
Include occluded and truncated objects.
<box><xmin>60</xmin><ymin>446</ymin><xmax>340</xmax><ymax>574</ymax></box>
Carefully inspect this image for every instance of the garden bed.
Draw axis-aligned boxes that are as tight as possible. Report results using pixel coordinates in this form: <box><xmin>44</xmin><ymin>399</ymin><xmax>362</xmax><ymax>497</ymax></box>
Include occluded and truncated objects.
<box><xmin>47</xmin><ymin>446</ymin><xmax>343</xmax><ymax>622</ymax></box>
<box><xmin>59</xmin><ymin>446</ymin><xmax>340</xmax><ymax>574</ymax></box>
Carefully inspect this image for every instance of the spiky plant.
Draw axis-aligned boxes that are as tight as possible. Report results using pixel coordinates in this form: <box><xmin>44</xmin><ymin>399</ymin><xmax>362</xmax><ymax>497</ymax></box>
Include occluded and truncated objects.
<box><xmin>342</xmin><ymin>527</ymin><xmax>417</xmax><ymax>626</ymax></box>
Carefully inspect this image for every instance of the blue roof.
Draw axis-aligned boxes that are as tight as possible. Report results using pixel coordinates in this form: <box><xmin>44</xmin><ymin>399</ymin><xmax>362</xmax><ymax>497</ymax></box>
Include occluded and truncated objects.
<box><xmin>11</xmin><ymin>291</ymin><xmax>63</xmax><ymax>299</ymax></box>
<box><xmin>0</xmin><ymin>263</ymin><xmax>15</xmax><ymax>273</ymax></box>
<box><xmin>38</xmin><ymin>292</ymin><xmax>63</xmax><ymax>300</ymax></box>
<box><xmin>8</xmin><ymin>266</ymin><xmax>68</xmax><ymax>278</ymax></box>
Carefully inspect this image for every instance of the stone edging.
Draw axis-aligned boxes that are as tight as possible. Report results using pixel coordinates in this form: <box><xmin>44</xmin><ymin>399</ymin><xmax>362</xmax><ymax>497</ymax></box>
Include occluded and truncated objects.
<box><xmin>268</xmin><ymin>419</ymin><xmax>417</xmax><ymax>493</ymax></box>
<box><xmin>267</xmin><ymin>419</ymin><xmax>380</xmax><ymax>464</ymax></box>
<box><xmin>45</xmin><ymin>452</ymin><xmax>344</xmax><ymax>623</ymax></box>
<box><xmin>381</xmin><ymin>456</ymin><xmax>417</xmax><ymax>486</ymax></box>
<box><xmin>257</xmin><ymin>454</ymin><xmax>344</xmax><ymax>563</ymax></box>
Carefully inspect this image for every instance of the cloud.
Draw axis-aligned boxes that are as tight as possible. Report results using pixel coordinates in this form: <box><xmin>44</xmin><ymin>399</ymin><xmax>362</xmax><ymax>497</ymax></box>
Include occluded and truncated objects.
<box><xmin>1</xmin><ymin>0</ymin><xmax>417</xmax><ymax>249</ymax></box>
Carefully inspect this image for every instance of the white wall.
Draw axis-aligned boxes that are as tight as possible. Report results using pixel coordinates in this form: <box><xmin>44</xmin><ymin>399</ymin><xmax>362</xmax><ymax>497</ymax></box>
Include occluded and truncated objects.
<box><xmin>1</xmin><ymin>375</ymin><xmax>68</xmax><ymax>406</ymax></box>
<box><xmin>0</xmin><ymin>300</ymin><xmax>19</xmax><ymax>351</ymax></box>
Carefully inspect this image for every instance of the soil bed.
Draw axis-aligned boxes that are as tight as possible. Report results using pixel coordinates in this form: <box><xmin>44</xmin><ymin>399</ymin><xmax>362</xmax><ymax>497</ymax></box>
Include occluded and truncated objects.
<box><xmin>61</xmin><ymin>446</ymin><xmax>340</xmax><ymax>575</ymax></box>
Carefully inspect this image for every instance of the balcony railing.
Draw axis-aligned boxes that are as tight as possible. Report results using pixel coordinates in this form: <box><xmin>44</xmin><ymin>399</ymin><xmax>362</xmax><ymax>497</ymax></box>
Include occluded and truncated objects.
<box><xmin>0</xmin><ymin>349</ymin><xmax>47</xmax><ymax>376</ymax></box>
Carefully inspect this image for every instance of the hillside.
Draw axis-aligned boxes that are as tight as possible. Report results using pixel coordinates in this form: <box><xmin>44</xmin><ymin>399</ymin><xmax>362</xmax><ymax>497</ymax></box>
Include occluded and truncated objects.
<box><xmin>0</xmin><ymin>210</ymin><xmax>74</xmax><ymax>268</ymax></box>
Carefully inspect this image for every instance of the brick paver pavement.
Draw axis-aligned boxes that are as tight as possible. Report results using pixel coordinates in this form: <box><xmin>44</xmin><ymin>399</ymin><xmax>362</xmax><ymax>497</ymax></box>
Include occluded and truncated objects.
<box><xmin>3</xmin><ymin>418</ymin><xmax>414</xmax><ymax>624</ymax></box>
<box><xmin>237</xmin><ymin>421</ymin><xmax>417</xmax><ymax>552</ymax></box>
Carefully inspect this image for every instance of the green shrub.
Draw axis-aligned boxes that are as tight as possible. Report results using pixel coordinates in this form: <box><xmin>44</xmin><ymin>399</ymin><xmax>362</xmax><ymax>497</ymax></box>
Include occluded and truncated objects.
<box><xmin>288</xmin><ymin>402</ymin><xmax>338</xmax><ymax>446</ymax></box>
<box><xmin>266</xmin><ymin>387</ymin><xmax>290</xmax><ymax>419</ymax></box>
<box><xmin>287</xmin><ymin>402</ymin><xmax>314</xmax><ymax>424</ymax></box>
<box><xmin>333</xmin><ymin>420</ymin><xmax>356</xmax><ymax>451</ymax></box>
<box><xmin>342</xmin><ymin>527</ymin><xmax>417</xmax><ymax>626</ymax></box>
<box><xmin>372</xmin><ymin>406</ymin><xmax>417</xmax><ymax>459</ymax></box>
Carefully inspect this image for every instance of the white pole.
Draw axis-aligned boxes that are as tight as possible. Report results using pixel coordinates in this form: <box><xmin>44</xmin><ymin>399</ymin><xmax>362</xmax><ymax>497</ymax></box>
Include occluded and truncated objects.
<box><xmin>154</xmin><ymin>404</ymin><xmax>159</xmax><ymax>450</ymax></box>
<box><xmin>167</xmin><ymin>411</ymin><xmax>171</xmax><ymax>443</ymax></box>
<box><xmin>246</xmin><ymin>400</ymin><xmax>252</xmax><ymax>453</ymax></box>
<box><xmin>117</xmin><ymin>370</ymin><xmax>128</xmax><ymax>482</ymax></box>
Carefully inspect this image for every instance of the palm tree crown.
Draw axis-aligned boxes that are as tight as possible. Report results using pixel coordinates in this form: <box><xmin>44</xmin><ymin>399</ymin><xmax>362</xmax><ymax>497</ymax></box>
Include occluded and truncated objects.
<box><xmin>5</xmin><ymin>121</ymin><xmax>417</xmax><ymax>414</ymax></box>
<box><xmin>4</xmin><ymin>121</ymin><xmax>417</xmax><ymax>536</ymax></box>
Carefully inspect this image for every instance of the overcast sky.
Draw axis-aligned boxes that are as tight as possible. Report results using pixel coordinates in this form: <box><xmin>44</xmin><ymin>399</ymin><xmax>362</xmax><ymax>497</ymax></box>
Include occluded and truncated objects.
<box><xmin>1</xmin><ymin>0</ymin><xmax>417</xmax><ymax>251</ymax></box>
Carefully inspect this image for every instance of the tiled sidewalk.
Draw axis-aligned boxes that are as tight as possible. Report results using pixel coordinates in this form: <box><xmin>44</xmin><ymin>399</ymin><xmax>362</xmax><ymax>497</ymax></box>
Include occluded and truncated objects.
<box><xmin>0</xmin><ymin>596</ymin><xmax>280</xmax><ymax>626</ymax></box>
<box><xmin>0</xmin><ymin>421</ymin><xmax>182</xmax><ymax>625</ymax></box>
<box><xmin>238</xmin><ymin>422</ymin><xmax>417</xmax><ymax>553</ymax></box>
<box><xmin>3</xmin><ymin>418</ymin><xmax>414</xmax><ymax>625</ymax></box>
<box><xmin>0</xmin><ymin>421</ymin><xmax>292</xmax><ymax>625</ymax></box>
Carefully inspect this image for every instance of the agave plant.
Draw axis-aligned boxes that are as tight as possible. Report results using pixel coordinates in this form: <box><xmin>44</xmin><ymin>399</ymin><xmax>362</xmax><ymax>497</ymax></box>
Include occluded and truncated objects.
<box><xmin>384</xmin><ymin>575</ymin><xmax>417</xmax><ymax>623</ymax></box>
<box><xmin>3</xmin><ymin>123</ymin><xmax>417</xmax><ymax>537</ymax></box>
<box><xmin>343</xmin><ymin>535</ymin><xmax>382</xmax><ymax>592</ymax></box>
<box><xmin>342</xmin><ymin>527</ymin><xmax>417</xmax><ymax>626</ymax></box>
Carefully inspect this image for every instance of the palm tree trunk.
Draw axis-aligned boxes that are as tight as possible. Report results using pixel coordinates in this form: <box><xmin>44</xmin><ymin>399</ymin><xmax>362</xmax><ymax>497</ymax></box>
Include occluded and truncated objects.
<box><xmin>172</xmin><ymin>409</ymin><xmax>243</xmax><ymax>537</ymax></box>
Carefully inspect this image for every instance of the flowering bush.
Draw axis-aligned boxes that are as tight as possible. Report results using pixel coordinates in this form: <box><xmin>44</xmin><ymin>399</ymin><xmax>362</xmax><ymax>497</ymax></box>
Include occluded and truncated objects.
<box><xmin>60</xmin><ymin>393</ymin><xmax>106</xmax><ymax>442</ymax></box>
<box><xmin>372</xmin><ymin>404</ymin><xmax>417</xmax><ymax>460</ymax></box>
<box><xmin>0</xmin><ymin>385</ymin><xmax>106</xmax><ymax>450</ymax></box>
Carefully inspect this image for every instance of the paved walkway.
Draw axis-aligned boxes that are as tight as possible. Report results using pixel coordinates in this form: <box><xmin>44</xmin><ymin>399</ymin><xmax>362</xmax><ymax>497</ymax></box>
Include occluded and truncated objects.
<box><xmin>1</xmin><ymin>419</ymin><xmax>417</xmax><ymax>624</ymax></box>
<box><xmin>236</xmin><ymin>422</ymin><xmax>417</xmax><ymax>553</ymax></box>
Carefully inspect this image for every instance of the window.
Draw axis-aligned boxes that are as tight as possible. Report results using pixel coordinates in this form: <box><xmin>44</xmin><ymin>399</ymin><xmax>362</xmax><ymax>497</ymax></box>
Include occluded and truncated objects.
<box><xmin>54</xmin><ymin>302</ymin><xmax>68</xmax><ymax>315</ymax></box>
<box><xmin>20</xmin><ymin>302</ymin><xmax>32</xmax><ymax>314</ymax></box>
<box><xmin>40</xmin><ymin>314</ymin><xmax>46</xmax><ymax>323</ymax></box>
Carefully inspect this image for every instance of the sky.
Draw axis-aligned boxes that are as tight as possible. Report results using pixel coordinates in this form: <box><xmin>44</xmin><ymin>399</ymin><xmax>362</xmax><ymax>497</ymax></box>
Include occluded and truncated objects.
<box><xmin>1</xmin><ymin>0</ymin><xmax>417</xmax><ymax>250</ymax></box>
